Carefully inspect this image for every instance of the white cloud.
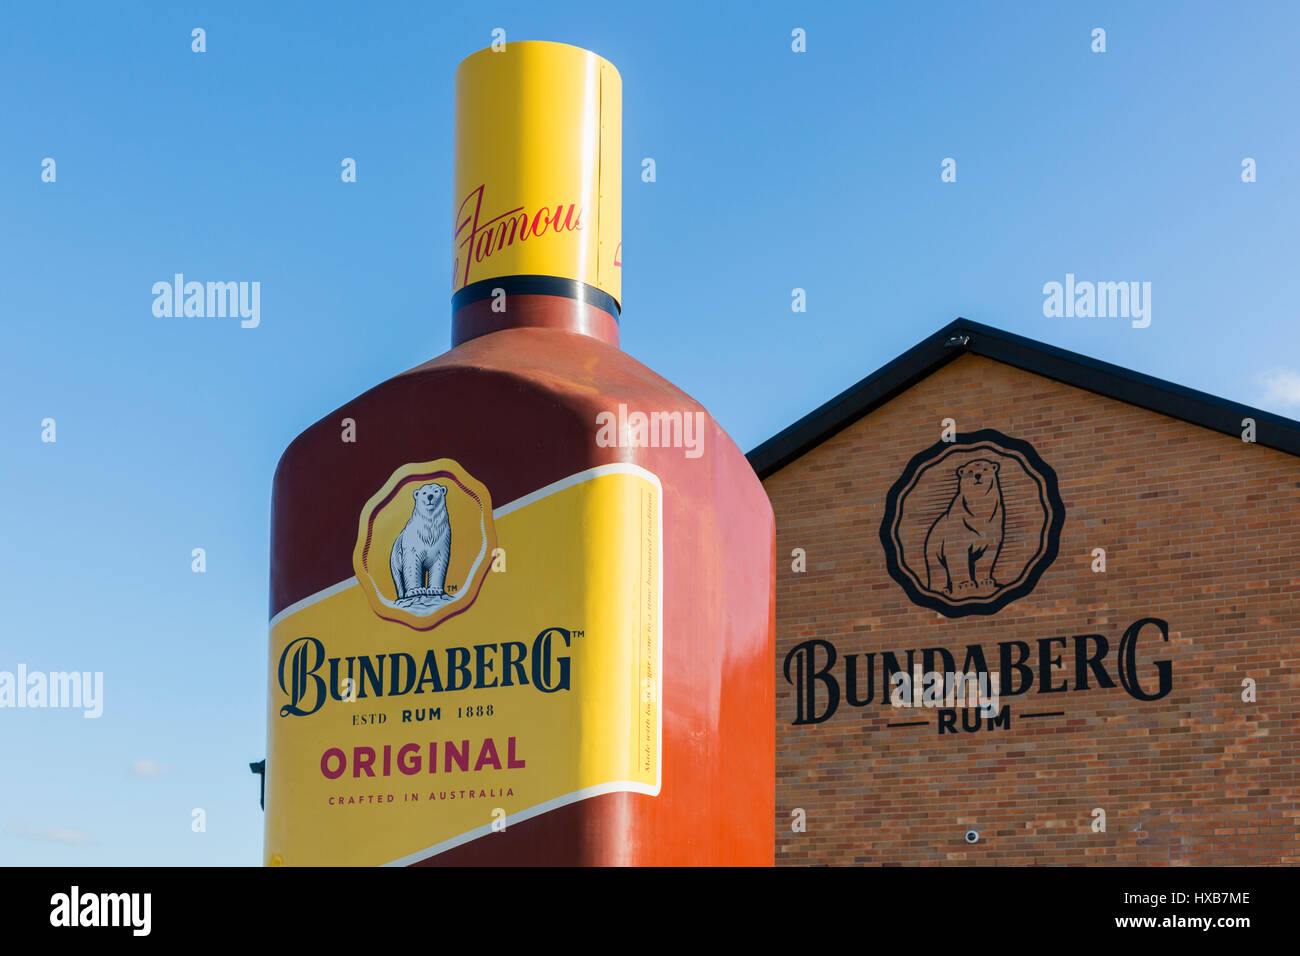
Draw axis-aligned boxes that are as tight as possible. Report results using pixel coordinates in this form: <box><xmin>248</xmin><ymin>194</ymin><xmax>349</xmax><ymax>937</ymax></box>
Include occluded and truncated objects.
<box><xmin>130</xmin><ymin>758</ymin><xmax>166</xmax><ymax>779</ymax></box>
<box><xmin>8</xmin><ymin>824</ymin><xmax>95</xmax><ymax>845</ymax></box>
<box><xmin>1258</xmin><ymin>368</ymin><xmax>1300</xmax><ymax>409</ymax></box>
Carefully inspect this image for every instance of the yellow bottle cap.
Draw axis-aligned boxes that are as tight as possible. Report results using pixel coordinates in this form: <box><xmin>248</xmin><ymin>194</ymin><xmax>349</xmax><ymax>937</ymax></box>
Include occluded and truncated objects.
<box><xmin>452</xmin><ymin>41</ymin><xmax>622</xmax><ymax>316</ymax></box>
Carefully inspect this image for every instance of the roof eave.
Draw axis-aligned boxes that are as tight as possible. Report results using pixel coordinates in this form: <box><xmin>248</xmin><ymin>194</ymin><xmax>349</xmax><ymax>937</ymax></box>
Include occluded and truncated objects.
<box><xmin>747</xmin><ymin>318</ymin><xmax>1300</xmax><ymax>478</ymax></box>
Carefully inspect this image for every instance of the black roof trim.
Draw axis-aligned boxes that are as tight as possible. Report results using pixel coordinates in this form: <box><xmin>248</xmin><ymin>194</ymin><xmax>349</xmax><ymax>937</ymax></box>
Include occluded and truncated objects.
<box><xmin>747</xmin><ymin>318</ymin><xmax>1300</xmax><ymax>478</ymax></box>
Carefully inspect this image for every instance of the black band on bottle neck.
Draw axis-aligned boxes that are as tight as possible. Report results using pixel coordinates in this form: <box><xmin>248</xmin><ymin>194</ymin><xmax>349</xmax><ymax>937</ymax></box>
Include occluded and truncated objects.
<box><xmin>451</xmin><ymin>275</ymin><xmax>621</xmax><ymax>322</ymax></box>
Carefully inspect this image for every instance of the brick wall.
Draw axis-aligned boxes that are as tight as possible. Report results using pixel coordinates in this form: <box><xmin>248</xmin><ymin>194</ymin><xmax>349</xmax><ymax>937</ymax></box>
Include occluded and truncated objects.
<box><xmin>765</xmin><ymin>353</ymin><xmax>1300</xmax><ymax>865</ymax></box>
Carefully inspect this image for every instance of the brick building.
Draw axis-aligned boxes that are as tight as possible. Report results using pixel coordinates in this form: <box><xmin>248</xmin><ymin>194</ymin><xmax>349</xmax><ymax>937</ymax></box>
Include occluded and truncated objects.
<box><xmin>750</xmin><ymin>320</ymin><xmax>1300</xmax><ymax>865</ymax></box>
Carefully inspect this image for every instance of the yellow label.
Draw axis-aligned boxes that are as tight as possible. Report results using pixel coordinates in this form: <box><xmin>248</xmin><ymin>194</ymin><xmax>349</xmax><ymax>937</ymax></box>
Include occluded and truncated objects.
<box><xmin>452</xmin><ymin>41</ymin><xmax>622</xmax><ymax>306</ymax></box>
<box><xmin>264</xmin><ymin>463</ymin><xmax>661</xmax><ymax>866</ymax></box>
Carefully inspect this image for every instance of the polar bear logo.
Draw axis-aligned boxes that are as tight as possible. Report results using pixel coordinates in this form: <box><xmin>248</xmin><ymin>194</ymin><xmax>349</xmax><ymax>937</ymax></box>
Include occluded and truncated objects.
<box><xmin>924</xmin><ymin>458</ymin><xmax>1005</xmax><ymax>595</ymax></box>
<box><xmin>390</xmin><ymin>483</ymin><xmax>452</xmax><ymax>600</ymax></box>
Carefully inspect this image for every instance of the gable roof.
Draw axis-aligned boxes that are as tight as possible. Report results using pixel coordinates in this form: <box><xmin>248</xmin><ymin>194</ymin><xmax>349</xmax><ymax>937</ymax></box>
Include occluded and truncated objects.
<box><xmin>747</xmin><ymin>318</ymin><xmax>1300</xmax><ymax>479</ymax></box>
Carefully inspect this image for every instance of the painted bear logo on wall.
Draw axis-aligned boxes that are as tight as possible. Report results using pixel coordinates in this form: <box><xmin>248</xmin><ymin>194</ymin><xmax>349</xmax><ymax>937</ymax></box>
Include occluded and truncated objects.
<box><xmin>880</xmin><ymin>430</ymin><xmax>1064</xmax><ymax>618</ymax></box>
<box><xmin>353</xmin><ymin>459</ymin><xmax>496</xmax><ymax>632</ymax></box>
<box><xmin>924</xmin><ymin>458</ymin><xmax>1004</xmax><ymax>595</ymax></box>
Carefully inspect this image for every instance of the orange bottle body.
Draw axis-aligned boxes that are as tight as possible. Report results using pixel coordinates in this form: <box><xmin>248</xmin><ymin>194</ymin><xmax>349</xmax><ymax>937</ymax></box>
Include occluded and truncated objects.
<box><xmin>265</xmin><ymin>305</ymin><xmax>774</xmax><ymax>865</ymax></box>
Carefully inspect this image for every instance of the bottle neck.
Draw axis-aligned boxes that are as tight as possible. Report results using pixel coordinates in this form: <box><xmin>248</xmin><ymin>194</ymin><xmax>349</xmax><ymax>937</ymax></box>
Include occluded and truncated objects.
<box><xmin>450</xmin><ymin>276</ymin><xmax>620</xmax><ymax>348</ymax></box>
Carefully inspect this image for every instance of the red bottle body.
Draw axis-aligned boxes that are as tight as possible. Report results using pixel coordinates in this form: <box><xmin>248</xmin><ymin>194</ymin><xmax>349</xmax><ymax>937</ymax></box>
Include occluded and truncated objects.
<box><xmin>266</xmin><ymin>297</ymin><xmax>774</xmax><ymax>865</ymax></box>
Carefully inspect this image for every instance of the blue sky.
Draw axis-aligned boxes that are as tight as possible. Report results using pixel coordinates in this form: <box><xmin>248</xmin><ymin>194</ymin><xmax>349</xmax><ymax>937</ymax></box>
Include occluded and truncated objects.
<box><xmin>2</xmin><ymin>1</ymin><xmax>1297</xmax><ymax>865</ymax></box>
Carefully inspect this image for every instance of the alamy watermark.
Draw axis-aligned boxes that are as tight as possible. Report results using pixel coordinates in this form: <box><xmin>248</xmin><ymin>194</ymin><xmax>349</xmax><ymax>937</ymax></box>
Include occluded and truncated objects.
<box><xmin>890</xmin><ymin>669</ymin><xmax>1002</xmax><ymax>716</ymax></box>
<box><xmin>152</xmin><ymin>274</ymin><xmax>260</xmax><ymax>328</ymax></box>
<box><xmin>595</xmin><ymin>404</ymin><xmax>705</xmax><ymax>459</ymax></box>
<box><xmin>0</xmin><ymin>666</ymin><xmax>103</xmax><ymax>718</ymax></box>
<box><xmin>50</xmin><ymin>886</ymin><xmax>150</xmax><ymax>936</ymax></box>
<box><xmin>1043</xmin><ymin>273</ymin><xmax>1151</xmax><ymax>328</ymax></box>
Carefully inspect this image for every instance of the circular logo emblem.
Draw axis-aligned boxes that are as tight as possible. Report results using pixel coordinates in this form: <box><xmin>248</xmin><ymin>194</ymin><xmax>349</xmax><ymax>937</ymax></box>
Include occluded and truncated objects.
<box><xmin>352</xmin><ymin>459</ymin><xmax>497</xmax><ymax>631</ymax></box>
<box><xmin>879</xmin><ymin>430</ymin><xmax>1064</xmax><ymax>618</ymax></box>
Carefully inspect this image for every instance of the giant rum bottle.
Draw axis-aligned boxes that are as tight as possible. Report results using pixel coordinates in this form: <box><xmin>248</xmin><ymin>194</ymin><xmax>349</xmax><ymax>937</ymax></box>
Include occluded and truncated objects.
<box><xmin>264</xmin><ymin>40</ymin><xmax>774</xmax><ymax>866</ymax></box>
